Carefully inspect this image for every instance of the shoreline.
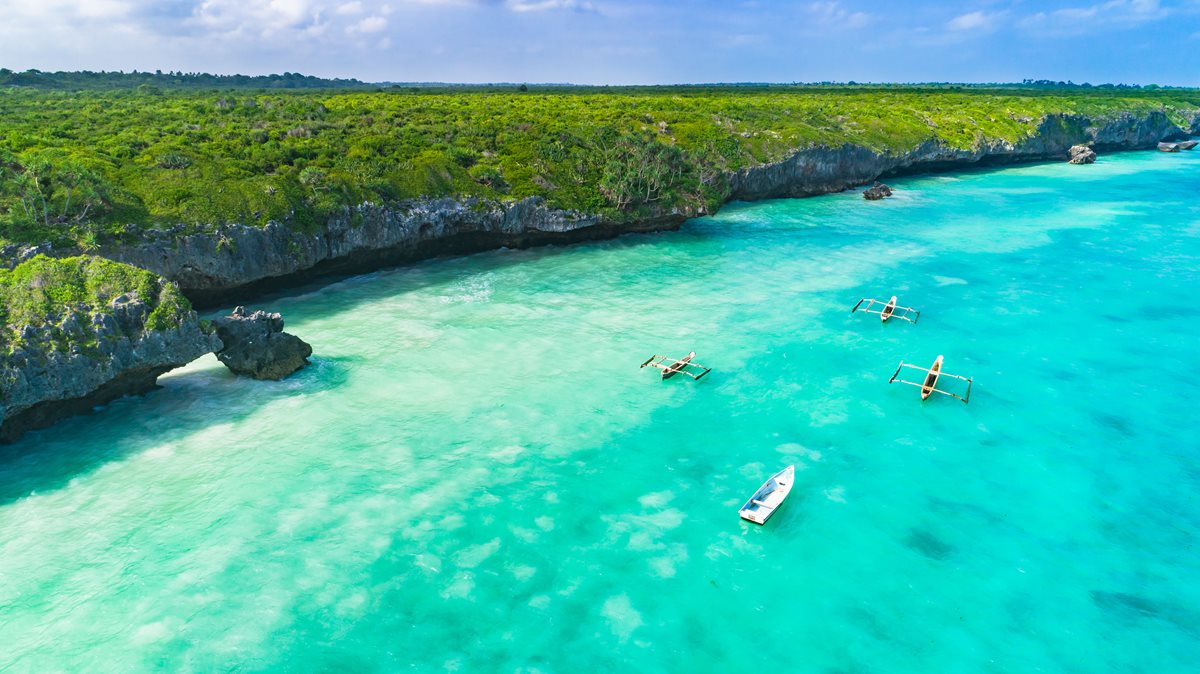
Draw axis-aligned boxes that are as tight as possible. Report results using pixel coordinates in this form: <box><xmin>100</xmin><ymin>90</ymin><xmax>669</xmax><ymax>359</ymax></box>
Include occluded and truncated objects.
<box><xmin>74</xmin><ymin>109</ymin><xmax>1198</xmax><ymax>309</ymax></box>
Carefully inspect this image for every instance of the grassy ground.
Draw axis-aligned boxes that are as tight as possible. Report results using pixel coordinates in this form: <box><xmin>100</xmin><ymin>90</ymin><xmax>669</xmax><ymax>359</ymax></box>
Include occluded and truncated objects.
<box><xmin>2</xmin><ymin>85</ymin><xmax>1198</xmax><ymax>247</ymax></box>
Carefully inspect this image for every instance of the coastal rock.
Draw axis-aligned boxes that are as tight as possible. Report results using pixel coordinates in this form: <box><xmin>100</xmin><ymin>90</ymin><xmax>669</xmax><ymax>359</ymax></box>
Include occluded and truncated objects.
<box><xmin>729</xmin><ymin>110</ymin><xmax>1188</xmax><ymax>202</ymax></box>
<box><xmin>0</xmin><ymin>260</ymin><xmax>221</xmax><ymax>443</ymax></box>
<box><xmin>95</xmin><ymin>196</ymin><xmax>691</xmax><ymax>308</ymax></box>
<box><xmin>863</xmin><ymin>182</ymin><xmax>894</xmax><ymax>200</ymax></box>
<box><xmin>212</xmin><ymin>306</ymin><xmax>312</xmax><ymax>380</ymax></box>
<box><xmin>1068</xmin><ymin>145</ymin><xmax>1097</xmax><ymax>164</ymax></box>
<box><xmin>0</xmin><ymin>242</ymin><xmax>55</xmax><ymax>270</ymax></box>
<box><xmin>1158</xmin><ymin>140</ymin><xmax>1197</xmax><ymax>152</ymax></box>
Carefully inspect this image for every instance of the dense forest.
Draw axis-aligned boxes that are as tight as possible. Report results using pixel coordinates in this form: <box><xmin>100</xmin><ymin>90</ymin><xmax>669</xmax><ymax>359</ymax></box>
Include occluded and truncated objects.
<box><xmin>1</xmin><ymin>73</ymin><xmax>1198</xmax><ymax>248</ymax></box>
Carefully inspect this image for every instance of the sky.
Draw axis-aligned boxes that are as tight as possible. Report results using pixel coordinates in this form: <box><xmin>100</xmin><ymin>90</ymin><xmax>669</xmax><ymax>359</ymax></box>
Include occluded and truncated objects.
<box><xmin>0</xmin><ymin>0</ymin><xmax>1197</xmax><ymax>85</ymax></box>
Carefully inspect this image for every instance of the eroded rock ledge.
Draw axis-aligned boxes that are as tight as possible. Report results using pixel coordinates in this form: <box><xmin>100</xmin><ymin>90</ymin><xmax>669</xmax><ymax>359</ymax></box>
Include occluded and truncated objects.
<box><xmin>726</xmin><ymin>111</ymin><xmax>1191</xmax><ymax>201</ymax></box>
<box><xmin>0</xmin><ymin>279</ymin><xmax>221</xmax><ymax>443</ymax></box>
<box><xmin>101</xmin><ymin>197</ymin><xmax>689</xmax><ymax>308</ymax></box>
<box><xmin>0</xmin><ymin>256</ymin><xmax>315</xmax><ymax>444</ymax></box>
<box><xmin>213</xmin><ymin>306</ymin><xmax>312</xmax><ymax>380</ymax></box>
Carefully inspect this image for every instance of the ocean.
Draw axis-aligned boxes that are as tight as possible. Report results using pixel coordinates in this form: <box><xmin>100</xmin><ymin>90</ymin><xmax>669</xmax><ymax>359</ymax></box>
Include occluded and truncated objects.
<box><xmin>1</xmin><ymin>149</ymin><xmax>1198</xmax><ymax>672</ymax></box>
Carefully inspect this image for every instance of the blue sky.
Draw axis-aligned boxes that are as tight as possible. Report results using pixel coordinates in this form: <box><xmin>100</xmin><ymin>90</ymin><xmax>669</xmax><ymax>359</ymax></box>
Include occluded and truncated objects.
<box><xmin>0</xmin><ymin>0</ymin><xmax>1196</xmax><ymax>85</ymax></box>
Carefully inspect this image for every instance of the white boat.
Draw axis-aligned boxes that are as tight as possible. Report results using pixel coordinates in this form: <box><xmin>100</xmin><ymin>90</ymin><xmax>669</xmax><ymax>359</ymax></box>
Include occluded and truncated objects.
<box><xmin>738</xmin><ymin>465</ymin><xmax>795</xmax><ymax>525</ymax></box>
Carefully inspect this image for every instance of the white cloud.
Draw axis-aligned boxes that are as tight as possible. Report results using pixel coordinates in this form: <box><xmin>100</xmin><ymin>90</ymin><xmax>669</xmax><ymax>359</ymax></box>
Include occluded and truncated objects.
<box><xmin>191</xmin><ymin>0</ymin><xmax>320</xmax><ymax>36</ymax></box>
<box><xmin>506</xmin><ymin>0</ymin><xmax>594</xmax><ymax>12</ymax></box>
<box><xmin>1020</xmin><ymin>0</ymin><xmax>1170</xmax><ymax>35</ymax></box>
<box><xmin>806</xmin><ymin>1</ymin><xmax>871</xmax><ymax>30</ymax></box>
<box><xmin>348</xmin><ymin>15</ymin><xmax>388</xmax><ymax>33</ymax></box>
<box><xmin>335</xmin><ymin>1</ymin><xmax>364</xmax><ymax>14</ymax></box>
<box><xmin>947</xmin><ymin>10</ymin><xmax>1004</xmax><ymax>31</ymax></box>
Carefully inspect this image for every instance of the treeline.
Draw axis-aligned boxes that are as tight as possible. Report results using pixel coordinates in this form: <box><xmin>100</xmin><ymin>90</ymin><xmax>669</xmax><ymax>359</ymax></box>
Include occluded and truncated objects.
<box><xmin>0</xmin><ymin>68</ymin><xmax>369</xmax><ymax>90</ymax></box>
<box><xmin>2</xmin><ymin>68</ymin><xmax>1191</xmax><ymax>93</ymax></box>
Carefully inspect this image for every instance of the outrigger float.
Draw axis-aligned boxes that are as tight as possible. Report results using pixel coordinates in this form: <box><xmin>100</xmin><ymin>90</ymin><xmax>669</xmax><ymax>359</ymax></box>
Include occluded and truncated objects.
<box><xmin>640</xmin><ymin>352</ymin><xmax>712</xmax><ymax>381</ymax></box>
<box><xmin>852</xmin><ymin>296</ymin><xmax>920</xmax><ymax>324</ymax></box>
<box><xmin>889</xmin><ymin>355</ymin><xmax>973</xmax><ymax>403</ymax></box>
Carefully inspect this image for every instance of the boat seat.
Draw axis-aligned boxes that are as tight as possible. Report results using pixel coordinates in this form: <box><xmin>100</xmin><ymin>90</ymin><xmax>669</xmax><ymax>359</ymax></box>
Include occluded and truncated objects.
<box><xmin>752</xmin><ymin>499</ymin><xmax>771</xmax><ymax>508</ymax></box>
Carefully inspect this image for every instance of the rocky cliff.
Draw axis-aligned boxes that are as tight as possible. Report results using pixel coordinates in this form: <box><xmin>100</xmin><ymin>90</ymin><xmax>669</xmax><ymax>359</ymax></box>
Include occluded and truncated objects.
<box><xmin>728</xmin><ymin>111</ymin><xmax>1188</xmax><ymax>200</ymax></box>
<box><xmin>33</xmin><ymin>109</ymin><xmax>1200</xmax><ymax>308</ymax></box>
<box><xmin>0</xmin><ymin>256</ymin><xmax>221</xmax><ymax>443</ymax></box>
<box><xmin>99</xmin><ymin>197</ymin><xmax>686</xmax><ymax>308</ymax></box>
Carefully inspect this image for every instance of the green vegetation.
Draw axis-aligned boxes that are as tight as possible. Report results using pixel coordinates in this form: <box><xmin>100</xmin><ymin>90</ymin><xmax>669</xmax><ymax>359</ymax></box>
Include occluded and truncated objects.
<box><xmin>0</xmin><ymin>68</ymin><xmax>367</xmax><ymax>90</ymax></box>
<box><xmin>1</xmin><ymin>79</ymin><xmax>1197</xmax><ymax>247</ymax></box>
<box><xmin>0</xmin><ymin>255</ymin><xmax>192</xmax><ymax>353</ymax></box>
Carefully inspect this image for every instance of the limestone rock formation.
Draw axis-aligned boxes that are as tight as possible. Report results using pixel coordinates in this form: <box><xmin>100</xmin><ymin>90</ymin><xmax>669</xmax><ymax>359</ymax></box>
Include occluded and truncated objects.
<box><xmin>96</xmin><ymin>196</ymin><xmax>685</xmax><ymax>308</ymax></box>
<box><xmin>212</xmin><ymin>306</ymin><xmax>312</xmax><ymax>380</ymax></box>
<box><xmin>1068</xmin><ymin>145</ymin><xmax>1097</xmax><ymax>164</ymax></box>
<box><xmin>0</xmin><ymin>257</ymin><xmax>220</xmax><ymax>443</ymax></box>
<box><xmin>1158</xmin><ymin>140</ymin><xmax>1198</xmax><ymax>152</ymax></box>
<box><xmin>863</xmin><ymin>182</ymin><xmax>894</xmax><ymax>200</ymax></box>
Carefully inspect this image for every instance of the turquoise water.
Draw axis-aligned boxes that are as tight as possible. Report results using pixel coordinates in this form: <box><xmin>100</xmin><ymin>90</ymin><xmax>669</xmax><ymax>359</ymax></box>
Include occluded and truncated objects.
<box><xmin>2</xmin><ymin>151</ymin><xmax>1199</xmax><ymax>672</ymax></box>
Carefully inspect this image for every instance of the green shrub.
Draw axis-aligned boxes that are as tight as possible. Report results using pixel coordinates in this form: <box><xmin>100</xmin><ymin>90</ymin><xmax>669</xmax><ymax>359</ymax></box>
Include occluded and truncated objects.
<box><xmin>0</xmin><ymin>85</ymin><xmax>1195</xmax><ymax>247</ymax></box>
<box><xmin>0</xmin><ymin>255</ymin><xmax>193</xmax><ymax>352</ymax></box>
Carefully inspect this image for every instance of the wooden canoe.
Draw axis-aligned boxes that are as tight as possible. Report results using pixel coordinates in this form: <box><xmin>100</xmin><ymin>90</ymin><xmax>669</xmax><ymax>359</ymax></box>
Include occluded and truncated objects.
<box><xmin>880</xmin><ymin>295</ymin><xmax>898</xmax><ymax>322</ymax></box>
<box><xmin>661</xmin><ymin>351</ymin><xmax>696</xmax><ymax>380</ymax></box>
<box><xmin>921</xmin><ymin>355</ymin><xmax>943</xmax><ymax>400</ymax></box>
<box><xmin>738</xmin><ymin>465</ymin><xmax>795</xmax><ymax>525</ymax></box>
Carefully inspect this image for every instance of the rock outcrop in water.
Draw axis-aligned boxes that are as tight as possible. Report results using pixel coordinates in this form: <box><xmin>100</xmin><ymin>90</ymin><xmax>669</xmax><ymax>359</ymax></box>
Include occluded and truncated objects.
<box><xmin>212</xmin><ymin>306</ymin><xmax>312</xmax><ymax>380</ymax></box>
<box><xmin>1158</xmin><ymin>140</ymin><xmax>1198</xmax><ymax>152</ymax></box>
<box><xmin>1068</xmin><ymin>145</ymin><xmax>1097</xmax><ymax>164</ymax></box>
<box><xmin>863</xmin><ymin>182</ymin><xmax>894</xmax><ymax>200</ymax></box>
<box><xmin>0</xmin><ymin>257</ymin><xmax>221</xmax><ymax>443</ymax></box>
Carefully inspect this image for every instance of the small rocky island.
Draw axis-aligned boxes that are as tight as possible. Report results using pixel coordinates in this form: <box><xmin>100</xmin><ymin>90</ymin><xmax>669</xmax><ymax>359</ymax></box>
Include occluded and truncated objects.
<box><xmin>863</xmin><ymin>182</ymin><xmax>894</xmax><ymax>200</ymax></box>
<box><xmin>0</xmin><ymin>255</ymin><xmax>312</xmax><ymax>443</ymax></box>
<box><xmin>213</xmin><ymin>306</ymin><xmax>312</xmax><ymax>380</ymax></box>
<box><xmin>1068</xmin><ymin>144</ymin><xmax>1097</xmax><ymax>164</ymax></box>
<box><xmin>1158</xmin><ymin>140</ymin><xmax>1198</xmax><ymax>152</ymax></box>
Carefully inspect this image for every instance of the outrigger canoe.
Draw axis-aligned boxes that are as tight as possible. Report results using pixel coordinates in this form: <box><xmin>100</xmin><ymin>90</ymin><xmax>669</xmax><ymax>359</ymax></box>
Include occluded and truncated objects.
<box><xmin>739</xmin><ymin>465</ymin><xmax>795</xmax><ymax>525</ymax></box>
<box><xmin>851</xmin><ymin>296</ymin><xmax>920</xmax><ymax>324</ymax></box>
<box><xmin>921</xmin><ymin>355</ymin><xmax>944</xmax><ymax>400</ymax></box>
<box><xmin>661</xmin><ymin>352</ymin><xmax>696</xmax><ymax>380</ymax></box>
<box><xmin>889</xmin><ymin>354</ymin><xmax>972</xmax><ymax>404</ymax></box>
<box><xmin>640</xmin><ymin>352</ymin><xmax>712</xmax><ymax>381</ymax></box>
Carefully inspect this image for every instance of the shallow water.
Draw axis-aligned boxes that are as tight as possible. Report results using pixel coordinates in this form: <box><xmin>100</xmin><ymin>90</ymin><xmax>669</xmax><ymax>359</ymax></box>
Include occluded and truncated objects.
<box><xmin>2</xmin><ymin>150</ymin><xmax>1199</xmax><ymax>673</ymax></box>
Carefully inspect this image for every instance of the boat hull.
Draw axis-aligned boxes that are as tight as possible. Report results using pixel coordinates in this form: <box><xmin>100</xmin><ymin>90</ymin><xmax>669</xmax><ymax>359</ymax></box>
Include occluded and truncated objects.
<box><xmin>661</xmin><ymin>352</ymin><xmax>695</xmax><ymax>380</ymax></box>
<box><xmin>738</xmin><ymin>465</ymin><xmax>795</xmax><ymax>525</ymax></box>
<box><xmin>881</xmin><ymin>296</ymin><xmax>897</xmax><ymax>322</ymax></box>
<box><xmin>921</xmin><ymin>355</ymin><xmax>943</xmax><ymax>400</ymax></box>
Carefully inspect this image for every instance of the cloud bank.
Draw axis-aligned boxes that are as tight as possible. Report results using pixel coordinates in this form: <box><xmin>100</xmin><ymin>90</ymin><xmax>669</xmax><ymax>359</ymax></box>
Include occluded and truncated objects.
<box><xmin>0</xmin><ymin>0</ymin><xmax>1195</xmax><ymax>84</ymax></box>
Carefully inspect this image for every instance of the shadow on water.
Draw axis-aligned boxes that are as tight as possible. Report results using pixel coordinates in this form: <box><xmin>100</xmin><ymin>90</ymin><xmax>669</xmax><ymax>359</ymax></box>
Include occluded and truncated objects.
<box><xmin>904</xmin><ymin>527</ymin><xmax>955</xmax><ymax>561</ymax></box>
<box><xmin>0</xmin><ymin>355</ymin><xmax>357</xmax><ymax>507</ymax></box>
<box><xmin>211</xmin><ymin>226</ymin><xmax>705</xmax><ymax>318</ymax></box>
<box><xmin>1089</xmin><ymin>589</ymin><xmax>1200</xmax><ymax>635</ymax></box>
